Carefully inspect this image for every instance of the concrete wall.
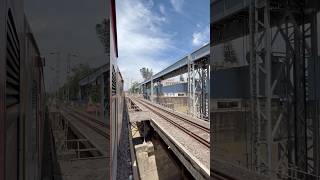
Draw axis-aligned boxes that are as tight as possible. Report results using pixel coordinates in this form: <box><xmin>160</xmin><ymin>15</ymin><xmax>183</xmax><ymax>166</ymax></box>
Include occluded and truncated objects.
<box><xmin>156</xmin><ymin>97</ymin><xmax>188</xmax><ymax>114</ymax></box>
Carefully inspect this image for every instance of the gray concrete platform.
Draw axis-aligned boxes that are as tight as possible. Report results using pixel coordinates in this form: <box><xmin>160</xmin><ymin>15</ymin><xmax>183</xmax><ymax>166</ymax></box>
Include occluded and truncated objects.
<box><xmin>50</xmin><ymin>106</ymin><xmax>110</xmax><ymax>180</ymax></box>
<box><xmin>128</xmin><ymin>111</ymin><xmax>151</xmax><ymax>123</ymax></box>
<box><xmin>58</xmin><ymin>157</ymin><xmax>109</xmax><ymax>180</ymax></box>
<box><xmin>61</xmin><ymin>110</ymin><xmax>109</xmax><ymax>157</ymax></box>
<box><xmin>130</xmin><ymin>98</ymin><xmax>210</xmax><ymax>180</ymax></box>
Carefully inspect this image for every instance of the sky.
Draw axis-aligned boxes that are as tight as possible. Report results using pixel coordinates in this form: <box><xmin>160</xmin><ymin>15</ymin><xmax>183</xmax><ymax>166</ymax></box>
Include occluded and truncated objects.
<box><xmin>25</xmin><ymin>0</ymin><xmax>108</xmax><ymax>93</ymax></box>
<box><xmin>116</xmin><ymin>0</ymin><xmax>210</xmax><ymax>90</ymax></box>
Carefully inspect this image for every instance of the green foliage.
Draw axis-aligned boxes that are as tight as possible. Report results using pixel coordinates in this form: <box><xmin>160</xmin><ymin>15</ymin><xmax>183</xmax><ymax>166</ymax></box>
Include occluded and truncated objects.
<box><xmin>66</xmin><ymin>63</ymin><xmax>94</xmax><ymax>100</ymax></box>
<box><xmin>129</xmin><ymin>81</ymin><xmax>140</xmax><ymax>94</ymax></box>
<box><xmin>96</xmin><ymin>19</ymin><xmax>109</xmax><ymax>54</ymax></box>
<box><xmin>140</xmin><ymin>67</ymin><xmax>153</xmax><ymax>80</ymax></box>
<box><xmin>58</xmin><ymin>64</ymin><xmax>94</xmax><ymax>100</ymax></box>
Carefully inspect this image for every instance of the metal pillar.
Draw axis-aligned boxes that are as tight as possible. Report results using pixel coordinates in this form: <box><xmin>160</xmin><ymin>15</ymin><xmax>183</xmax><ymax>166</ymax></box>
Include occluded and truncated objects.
<box><xmin>195</xmin><ymin>59</ymin><xmax>209</xmax><ymax>120</ymax></box>
<box><xmin>63</xmin><ymin>119</ymin><xmax>69</xmax><ymax>152</ymax></box>
<box><xmin>155</xmin><ymin>80</ymin><xmax>161</xmax><ymax>104</ymax></box>
<box><xmin>52</xmin><ymin>52</ymin><xmax>61</xmax><ymax>99</ymax></box>
<box><xmin>66</xmin><ymin>53</ymin><xmax>77</xmax><ymax>102</ymax></box>
<box><xmin>67</xmin><ymin>54</ymin><xmax>70</xmax><ymax>102</ymax></box>
<box><xmin>249</xmin><ymin>0</ymin><xmax>272</xmax><ymax>174</ymax></box>
<box><xmin>142</xmin><ymin>84</ymin><xmax>147</xmax><ymax>99</ymax></box>
<box><xmin>309</xmin><ymin>10</ymin><xmax>320</xmax><ymax>178</ymax></box>
<box><xmin>249</xmin><ymin>0</ymin><xmax>319</xmax><ymax>178</ymax></box>
<box><xmin>151</xmin><ymin>77</ymin><xmax>154</xmax><ymax>102</ymax></box>
<box><xmin>188</xmin><ymin>55</ymin><xmax>196</xmax><ymax>117</ymax></box>
<box><xmin>188</xmin><ymin>55</ymin><xmax>209</xmax><ymax>120</ymax></box>
<box><xmin>79</xmin><ymin>86</ymin><xmax>82</xmax><ymax>100</ymax></box>
<box><xmin>274</xmin><ymin>3</ymin><xmax>315</xmax><ymax>178</ymax></box>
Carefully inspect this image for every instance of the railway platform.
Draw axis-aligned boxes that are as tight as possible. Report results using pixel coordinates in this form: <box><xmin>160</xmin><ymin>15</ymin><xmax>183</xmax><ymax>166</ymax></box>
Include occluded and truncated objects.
<box><xmin>127</xmin><ymin>96</ymin><xmax>210</xmax><ymax>180</ymax></box>
<box><xmin>60</xmin><ymin>107</ymin><xmax>109</xmax><ymax>156</ymax></box>
<box><xmin>49</xmin><ymin>104</ymin><xmax>110</xmax><ymax>180</ymax></box>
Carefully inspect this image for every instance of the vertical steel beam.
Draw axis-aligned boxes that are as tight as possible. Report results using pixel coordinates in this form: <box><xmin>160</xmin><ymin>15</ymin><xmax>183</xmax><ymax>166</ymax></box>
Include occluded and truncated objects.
<box><xmin>55</xmin><ymin>53</ymin><xmax>61</xmax><ymax>99</ymax></box>
<box><xmin>250</xmin><ymin>0</ymin><xmax>272</xmax><ymax>175</ymax></box>
<box><xmin>188</xmin><ymin>55</ymin><xmax>193</xmax><ymax>116</ymax></box>
<box><xmin>310</xmin><ymin>10</ymin><xmax>320</xmax><ymax>178</ymax></box>
<box><xmin>249</xmin><ymin>0</ymin><xmax>256</xmax><ymax>171</ymax></box>
<box><xmin>197</xmin><ymin>60</ymin><xmax>209</xmax><ymax>120</ymax></box>
<box><xmin>225</xmin><ymin>0</ymin><xmax>317</xmax><ymax>178</ymax></box>
<box><xmin>264</xmin><ymin>0</ymin><xmax>272</xmax><ymax>174</ymax></box>
<box><xmin>207</xmin><ymin>62</ymin><xmax>210</xmax><ymax>120</ymax></box>
<box><xmin>192</xmin><ymin>63</ymin><xmax>196</xmax><ymax>117</ymax></box>
<box><xmin>151</xmin><ymin>77</ymin><xmax>153</xmax><ymax>102</ymax></box>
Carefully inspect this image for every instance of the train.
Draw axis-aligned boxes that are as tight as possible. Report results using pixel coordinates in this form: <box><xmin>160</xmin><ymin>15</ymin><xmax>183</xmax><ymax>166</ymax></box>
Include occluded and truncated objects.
<box><xmin>0</xmin><ymin>0</ymin><xmax>124</xmax><ymax>179</ymax></box>
<box><xmin>109</xmin><ymin>0</ymin><xmax>125</xmax><ymax>179</ymax></box>
<box><xmin>0</xmin><ymin>0</ymin><xmax>46</xmax><ymax>179</ymax></box>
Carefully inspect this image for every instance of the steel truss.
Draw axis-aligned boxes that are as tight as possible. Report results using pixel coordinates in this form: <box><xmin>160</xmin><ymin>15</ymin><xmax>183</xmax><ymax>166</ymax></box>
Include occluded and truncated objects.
<box><xmin>154</xmin><ymin>81</ymin><xmax>161</xmax><ymax>103</ymax></box>
<box><xmin>188</xmin><ymin>55</ymin><xmax>196</xmax><ymax>117</ymax></box>
<box><xmin>188</xmin><ymin>56</ymin><xmax>209</xmax><ymax>120</ymax></box>
<box><xmin>249</xmin><ymin>0</ymin><xmax>319</xmax><ymax>179</ymax></box>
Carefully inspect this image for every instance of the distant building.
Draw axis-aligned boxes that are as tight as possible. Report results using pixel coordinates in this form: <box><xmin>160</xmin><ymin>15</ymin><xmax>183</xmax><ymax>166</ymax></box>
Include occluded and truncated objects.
<box><xmin>154</xmin><ymin>79</ymin><xmax>188</xmax><ymax>97</ymax></box>
<box><xmin>161</xmin><ymin>82</ymin><xmax>187</xmax><ymax>97</ymax></box>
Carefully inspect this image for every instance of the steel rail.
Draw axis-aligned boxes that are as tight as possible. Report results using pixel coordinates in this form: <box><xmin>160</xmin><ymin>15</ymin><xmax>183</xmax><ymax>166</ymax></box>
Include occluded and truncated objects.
<box><xmin>62</xmin><ymin>109</ymin><xmax>110</xmax><ymax>139</ymax></box>
<box><xmin>139</xmin><ymin>98</ymin><xmax>209</xmax><ymax>133</ymax></box>
<box><xmin>64</xmin><ymin>106</ymin><xmax>108</xmax><ymax>128</ymax></box>
<box><xmin>134</xmin><ymin>98</ymin><xmax>210</xmax><ymax>148</ymax></box>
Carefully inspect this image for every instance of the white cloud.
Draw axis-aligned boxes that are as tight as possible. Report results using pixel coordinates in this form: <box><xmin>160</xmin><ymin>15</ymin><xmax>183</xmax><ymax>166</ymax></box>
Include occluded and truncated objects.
<box><xmin>159</xmin><ymin>4</ymin><xmax>166</xmax><ymax>15</ymax></box>
<box><xmin>117</xmin><ymin>0</ymin><xmax>172</xmax><ymax>90</ymax></box>
<box><xmin>192</xmin><ymin>26</ymin><xmax>209</xmax><ymax>46</ymax></box>
<box><xmin>170</xmin><ymin>0</ymin><xmax>184</xmax><ymax>13</ymax></box>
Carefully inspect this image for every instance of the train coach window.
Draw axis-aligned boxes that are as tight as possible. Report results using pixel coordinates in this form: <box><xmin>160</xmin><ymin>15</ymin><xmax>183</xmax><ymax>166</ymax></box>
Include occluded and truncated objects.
<box><xmin>6</xmin><ymin>9</ymin><xmax>20</xmax><ymax>108</ymax></box>
<box><xmin>112</xmin><ymin>66</ymin><xmax>117</xmax><ymax>96</ymax></box>
<box><xmin>5</xmin><ymin>9</ymin><xmax>21</xmax><ymax>180</ymax></box>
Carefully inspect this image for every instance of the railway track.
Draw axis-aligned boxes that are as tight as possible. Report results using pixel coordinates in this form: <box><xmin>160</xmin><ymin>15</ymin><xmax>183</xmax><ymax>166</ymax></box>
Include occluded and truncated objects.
<box><xmin>139</xmin><ymin>98</ymin><xmax>209</xmax><ymax>133</ymax></box>
<box><xmin>132</xmin><ymin>98</ymin><xmax>210</xmax><ymax>148</ymax></box>
<box><xmin>129</xmin><ymin>98</ymin><xmax>238</xmax><ymax>180</ymax></box>
<box><xmin>64</xmin><ymin>106</ymin><xmax>108</xmax><ymax>128</ymax></box>
<box><xmin>61</xmin><ymin>108</ymin><xmax>110</xmax><ymax>139</ymax></box>
<box><xmin>127</xmin><ymin>97</ymin><xmax>142</xmax><ymax>111</ymax></box>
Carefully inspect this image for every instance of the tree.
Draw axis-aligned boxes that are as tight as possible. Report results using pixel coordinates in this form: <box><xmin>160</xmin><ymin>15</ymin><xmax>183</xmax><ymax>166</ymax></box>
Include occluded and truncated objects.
<box><xmin>96</xmin><ymin>19</ymin><xmax>109</xmax><ymax>54</ymax></box>
<box><xmin>67</xmin><ymin>63</ymin><xmax>94</xmax><ymax>101</ymax></box>
<box><xmin>129</xmin><ymin>81</ymin><xmax>140</xmax><ymax>94</ymax></box>
<box><xmin>140</xmin><ymin>67</ymin><xmax>153</xmax><ymax>80</ymax></box>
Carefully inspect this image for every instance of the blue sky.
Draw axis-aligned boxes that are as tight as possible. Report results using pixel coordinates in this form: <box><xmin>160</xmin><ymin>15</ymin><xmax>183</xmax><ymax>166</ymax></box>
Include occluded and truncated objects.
<box><xmin>116</xmin><ymin>0</ymin><xmax>209</xmax><ymax>89</ymax></box>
